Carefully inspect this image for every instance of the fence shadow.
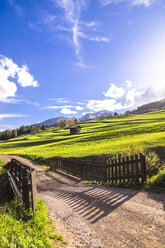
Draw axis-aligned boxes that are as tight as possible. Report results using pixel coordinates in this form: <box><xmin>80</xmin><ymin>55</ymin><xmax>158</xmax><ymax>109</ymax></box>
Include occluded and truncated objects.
<box><xmin>38</xmin><ymin>171</ymin><xmax>138</xmax><ymax>224</ymax></box>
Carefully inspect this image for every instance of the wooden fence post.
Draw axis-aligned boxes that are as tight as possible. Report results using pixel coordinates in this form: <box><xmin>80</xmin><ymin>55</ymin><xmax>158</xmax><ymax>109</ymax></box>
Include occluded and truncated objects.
<box><xmin>103</xmin><ymin>161</ymin><xmax>107</xmax><ymax>184</ymax></box>
<box><xmin>135</xmin><ymin>154</ymin><xmax>139</xmax><ymax>181</ymax></box>
<box><xmin>140</xmin><ymin>153</ymin><xmax>146</xmax><ymax>182</ymax></box>
<box><xmin>118</xmin><ymin>156</ymin><xmax>121</xmax><ymax>184</ymax></box>
<box><xmin>31</xmin><ymin>170</ymin><xmax>37</xmax><ymax>212</ymax></box>
<box><xmin>22</xmin><ymin>168</ymin><xmax>29</xmax><ymax>209</ymax></box>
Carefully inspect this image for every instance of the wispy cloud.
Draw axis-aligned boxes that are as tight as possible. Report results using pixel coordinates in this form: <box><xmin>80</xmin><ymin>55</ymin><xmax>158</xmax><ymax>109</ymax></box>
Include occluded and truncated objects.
<box><xmin>50</xmin><ymin>0</ymin><xmax>110</xmax><ymax>67</ymax></box>
<box><xmin>47</xmin><ymin>98</ymin><xmax>85</xmax><ymax>105</ymax></box>
<box><xmin>100</xmin><ymin>0</ymin><xmax>157</xmax><ymax>7</ymax></box>
<box><xmin>7</xmin><ymin>0</ymin><xmax>24</xmax><ymax>16</ymax></box>
<box><xmin>44</xmin><ymin>104</ymin><xmax>84</xmax><ymax>111</ymax></box>
<box><xmin>0</xmin><ymin>113</ymin><xmax>26</xmax><ymax>119</ymax></box>
<box><xmin>8</xmin><ymin>1</ymin><xmax>110</xmax><ymax>67</ymax></box>
<box><xmin>132</xmin><ymin>0</ymin><xmax>156</xmax><ymax>7</ymax></box>
<box><xmin>45</xmin><ymin>105</ymin><xmax>74</xmax><ymax>109</ymax></box>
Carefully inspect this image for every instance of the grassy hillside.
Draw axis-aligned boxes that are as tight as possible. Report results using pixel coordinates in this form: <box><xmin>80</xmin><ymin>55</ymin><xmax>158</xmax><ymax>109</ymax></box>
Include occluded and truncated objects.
<box><xmin>0</xmin><ymin>110</ymin><xmax>165</xmax><ymax>165</ymax></box>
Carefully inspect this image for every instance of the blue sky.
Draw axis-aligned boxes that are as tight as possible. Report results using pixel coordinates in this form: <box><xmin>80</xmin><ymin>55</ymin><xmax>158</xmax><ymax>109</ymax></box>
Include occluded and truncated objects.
<box><xmin>0</xmin><ymin>0</ymin><xmax>165</xmax><ymax>129</ymax></box>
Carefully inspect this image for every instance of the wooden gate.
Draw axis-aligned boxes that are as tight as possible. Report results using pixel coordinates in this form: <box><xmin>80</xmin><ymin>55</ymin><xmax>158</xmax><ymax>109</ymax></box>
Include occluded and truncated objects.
<box><xmin>50</xmin><ymin>153</ymin><xmax>146</xmax><ymax>184</ymax></box>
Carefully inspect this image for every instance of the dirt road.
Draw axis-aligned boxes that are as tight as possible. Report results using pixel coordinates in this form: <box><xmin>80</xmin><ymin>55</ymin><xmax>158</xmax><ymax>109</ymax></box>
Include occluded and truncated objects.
<box><xmin>1</xmin><ymin>155</ymin><xmax>165</xmax><ymax>248</ymax></box>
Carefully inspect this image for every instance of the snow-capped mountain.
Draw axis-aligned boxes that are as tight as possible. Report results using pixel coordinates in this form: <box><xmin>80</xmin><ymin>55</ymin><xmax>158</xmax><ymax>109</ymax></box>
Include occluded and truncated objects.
<box><xmin>35</xmin><ymin>110</ymin><xmax>112</xmax><ymax>127</ymax></box>
<box><xmin>80</xmin><ymin>110</ymin><xmax>112</xmax><ymax>121</ymax></box>
<box><xmin>35</xmin><ymin>117</ymin><xmax>69</xmax><ymax>126</ymax></box>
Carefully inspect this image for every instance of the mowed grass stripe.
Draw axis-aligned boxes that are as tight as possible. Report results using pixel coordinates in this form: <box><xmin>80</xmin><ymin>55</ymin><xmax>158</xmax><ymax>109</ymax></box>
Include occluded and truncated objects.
<box><xmin>0</xmin><ymin>110</ymin><xmax>165</xmax><ymax>165</ymax></box>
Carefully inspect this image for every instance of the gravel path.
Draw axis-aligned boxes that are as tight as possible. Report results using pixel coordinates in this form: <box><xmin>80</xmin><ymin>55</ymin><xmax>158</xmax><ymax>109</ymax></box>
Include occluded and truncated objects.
<box><xmin>1</xmin><ymin>155</ymin><xmax>165</xmax><ymax>248</ymax></box>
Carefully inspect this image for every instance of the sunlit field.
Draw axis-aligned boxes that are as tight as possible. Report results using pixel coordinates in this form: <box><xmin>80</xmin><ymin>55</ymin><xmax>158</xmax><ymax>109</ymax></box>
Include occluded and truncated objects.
<box><xmin>0</xmin><ymin>110</ymin><xmax>165</xmax><ymax>166</ymax></box>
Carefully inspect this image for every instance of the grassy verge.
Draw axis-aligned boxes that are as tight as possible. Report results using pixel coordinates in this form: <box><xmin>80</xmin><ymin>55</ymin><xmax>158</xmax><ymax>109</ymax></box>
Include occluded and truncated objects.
<box><xmin>145</xmin><ymin>167</ymin><xmax>165</xmax><ymax>192</ymax></box>
<box><xmin>0</xmin><ymin>159</ymin><xmax>64</xmax><ymax>247</ymax></box>
<box><xmin>0</xmin><ymin>159</ymin><xmax>12</xmax><ymax>204</ymax></box>
<box><xmin>0</xmin><ymin>199</ymin><xmax>64</xmax><ymax>248</ymax></box>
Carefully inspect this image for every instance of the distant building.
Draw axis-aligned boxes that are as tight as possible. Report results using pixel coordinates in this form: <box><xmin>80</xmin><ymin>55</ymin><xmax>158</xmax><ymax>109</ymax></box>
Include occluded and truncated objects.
<box><xmin>70</xmin><ymin>125</ymin><xmax>81</xmax><ymax>134</ymax></box>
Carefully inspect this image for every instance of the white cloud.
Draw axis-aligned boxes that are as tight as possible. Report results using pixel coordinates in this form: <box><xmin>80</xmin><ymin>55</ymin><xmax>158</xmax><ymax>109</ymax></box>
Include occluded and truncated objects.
<box><xmin>17</xmin><ymin>65</ymin><xmax>38</xmax><ymax>87</ymax></box>
<box><xmin>75</xmin><ymin>106</ymin><xmax>84</xmax><ymax>110</ymax></box>
<box><xmin>87</xmin><ymin>99</ymin><xmax>124</xmax><ymax>112</ymax></box>
<box><xmin>125</xmin><ymin>82</ymin><xmax>165</xmax><ymax>109</ymax></box>
<box><xmin>103</xmin><ymin>83</ymin><xmax>125</xmax><ymax>98</ymax></box>
<box><xmin>86</xmin><ymin>79</ymin><xmax>165</xmax><ymax>112</ymax></box>
<box><xmin>125</xmin><ymin>80</ymin><xmax>132</xmax><ymax>88</ymax></box>
<box><xmin>0</xmin><ymin>55</ymin><xmax>38</xmax><ymax>101</ymax></box>
<box><xmin>45</xmin><ymin>104</ymin><xmax>84</xmax><ymax>111</ymax></box>
<box><xmin>45</xmin><ymin>105</ymin><xmax>74</xmax><ymax>109</ymax></box>
<box><xmin>0</xmin><ymin>113</ymin><xmax>25</xmax><ymax>119</ymax></box>
<box><xmin>61</xmin><ymin>108</ymin><xmax>77</xmax><ymax>114</ymax></box>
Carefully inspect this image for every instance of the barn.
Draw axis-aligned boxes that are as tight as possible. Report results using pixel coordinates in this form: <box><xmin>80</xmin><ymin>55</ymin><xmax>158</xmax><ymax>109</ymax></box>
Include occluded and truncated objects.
<box><xmin>70</xmin><ymin>125</ymin><xmax>81</xmax><ymax>134</ymax></box>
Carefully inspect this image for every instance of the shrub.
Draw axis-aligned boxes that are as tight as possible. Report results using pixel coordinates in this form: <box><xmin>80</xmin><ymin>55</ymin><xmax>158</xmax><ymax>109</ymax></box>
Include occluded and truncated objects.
<box><xmin>124</xmin><ymin>142</ymin><xmax>163</xmax><ymax>177</ymax></box>
<box><xmin>147</xmin><ymin>167</ymin><xmax>165</xmax><ymax>190</ymax></box>
<box><xmin>123</xmin><ymin>141</ymin><xmax>144</xmax><ymax>157</ymax></box>
<box><xmin>145</xmin><ymin>151</ymin><xmax>163</xmax><ymax>177</ymax></box>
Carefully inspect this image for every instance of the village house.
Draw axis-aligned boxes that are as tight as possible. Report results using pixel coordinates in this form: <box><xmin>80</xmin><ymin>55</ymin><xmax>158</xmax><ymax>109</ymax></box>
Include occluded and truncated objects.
<box><xmin>70</xmin><ymin>125</ymin><xmax>81</xmax><ymax>134</ymax></box>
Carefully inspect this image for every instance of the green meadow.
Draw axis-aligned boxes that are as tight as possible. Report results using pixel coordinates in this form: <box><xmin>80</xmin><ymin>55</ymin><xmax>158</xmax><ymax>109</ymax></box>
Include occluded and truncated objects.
<box><xmin>0</xmin><ymin>110</ymin><xmax>165</xmax><ymax>166</ymax></box>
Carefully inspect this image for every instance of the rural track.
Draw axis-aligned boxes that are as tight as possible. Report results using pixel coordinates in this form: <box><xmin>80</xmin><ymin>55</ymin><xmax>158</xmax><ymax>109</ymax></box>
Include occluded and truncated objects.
<box><xmin>1</xmin><ymin>155</ymin><xmax>165</xmax><ymax>248</ymax></box>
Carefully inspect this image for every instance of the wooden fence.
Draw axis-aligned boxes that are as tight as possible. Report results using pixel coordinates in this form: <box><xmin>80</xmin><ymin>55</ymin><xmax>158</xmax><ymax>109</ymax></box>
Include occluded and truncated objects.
<box><xmin>50</xmin><ymin>153</ymin><xmax>146</xmax><ymax>184</ymax></box>
<box><xmin>6</xmin><ymin>159</ymin><xmax>37</xmax><ymax>211</ymax></box>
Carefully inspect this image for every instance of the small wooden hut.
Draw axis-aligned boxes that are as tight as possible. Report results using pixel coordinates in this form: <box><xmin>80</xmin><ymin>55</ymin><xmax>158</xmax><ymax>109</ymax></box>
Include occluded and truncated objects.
<box><xmin>70</xmin><ymin>125</ymin><xmax>81</xmax><ymax>135</ymax></box>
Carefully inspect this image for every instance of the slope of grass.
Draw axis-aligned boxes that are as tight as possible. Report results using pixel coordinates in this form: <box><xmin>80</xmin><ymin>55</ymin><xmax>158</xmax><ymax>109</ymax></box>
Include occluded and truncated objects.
<box><xmin>0</xmin><ymin>198</ymin><xmax>63</xmax><ymax>248</ymax></box>
<box><xmin>0</xmin><ymin>110</ymin><xmax>165</xmax><ymax>166</ymax></box>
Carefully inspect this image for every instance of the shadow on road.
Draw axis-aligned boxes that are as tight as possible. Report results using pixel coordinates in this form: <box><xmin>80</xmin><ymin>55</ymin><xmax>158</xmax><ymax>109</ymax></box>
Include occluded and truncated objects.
<box><xmin>38</xmin><ymin>170</ymin><xmax>138</xmax><ymax>224</ymax></box>
<box><xmin>147</xmin><ymin>191</ymin><xmax>165</xmax><ymax>211</ymax></box>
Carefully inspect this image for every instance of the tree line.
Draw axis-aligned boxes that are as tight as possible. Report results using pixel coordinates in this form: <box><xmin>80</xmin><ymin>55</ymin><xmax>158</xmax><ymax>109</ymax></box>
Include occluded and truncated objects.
<box><xmin>0</xmin><ymin>118</ymin><xmax>79</xmax><ymax>141</ymax></box>
<box><xmin>0</xmin><ymin>124</ymin><xmax>46</xmax><ymax>141</ymax></box>
<box><xmin>58</xmin><ymin>118</ymin><xmax>79</xmax><ymax>128</ymax></box>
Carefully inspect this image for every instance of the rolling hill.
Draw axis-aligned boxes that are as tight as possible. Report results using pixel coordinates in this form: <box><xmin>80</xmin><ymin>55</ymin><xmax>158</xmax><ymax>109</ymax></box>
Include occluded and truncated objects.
<box><xmin>0</xmin><ymin>110</ymin><xmax>165</xmax><ymax>166</ymax></box>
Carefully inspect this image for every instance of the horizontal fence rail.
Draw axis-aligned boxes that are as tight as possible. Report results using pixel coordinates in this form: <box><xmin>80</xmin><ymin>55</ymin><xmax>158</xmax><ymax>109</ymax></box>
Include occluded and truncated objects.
<box><xmin>6</xmin><ymin>159</ymin><xmax>37</xmax><ymax>211</ymax></box>
<box><xmin>50</xmin><ymin>153</ymin><xmax>146</xmax><ymax>184</ymax></box>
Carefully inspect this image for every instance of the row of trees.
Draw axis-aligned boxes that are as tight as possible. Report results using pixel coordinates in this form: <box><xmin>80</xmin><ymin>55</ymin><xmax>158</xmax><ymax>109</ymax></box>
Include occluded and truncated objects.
<box><xmin>0</xmin><ymin>124</ymin><xmax>46</xmax><ymax>141</ymax></box>
<box><xmin>58</xmin><ymin>118</ymin><xmax>78</xmax><ymax>128</ymax></box>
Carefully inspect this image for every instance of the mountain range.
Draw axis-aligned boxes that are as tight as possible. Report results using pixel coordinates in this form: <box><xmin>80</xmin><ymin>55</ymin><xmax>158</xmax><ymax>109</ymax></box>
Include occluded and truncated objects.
<box><xmin>36</xmin><ymin>99</ymin><xmax>165</xmax><ymax>127</ymax></box>
<box><xmin>36</xmin><ymin>110</ymin><xmax>112</xmax><ymax>127</ymax></box>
